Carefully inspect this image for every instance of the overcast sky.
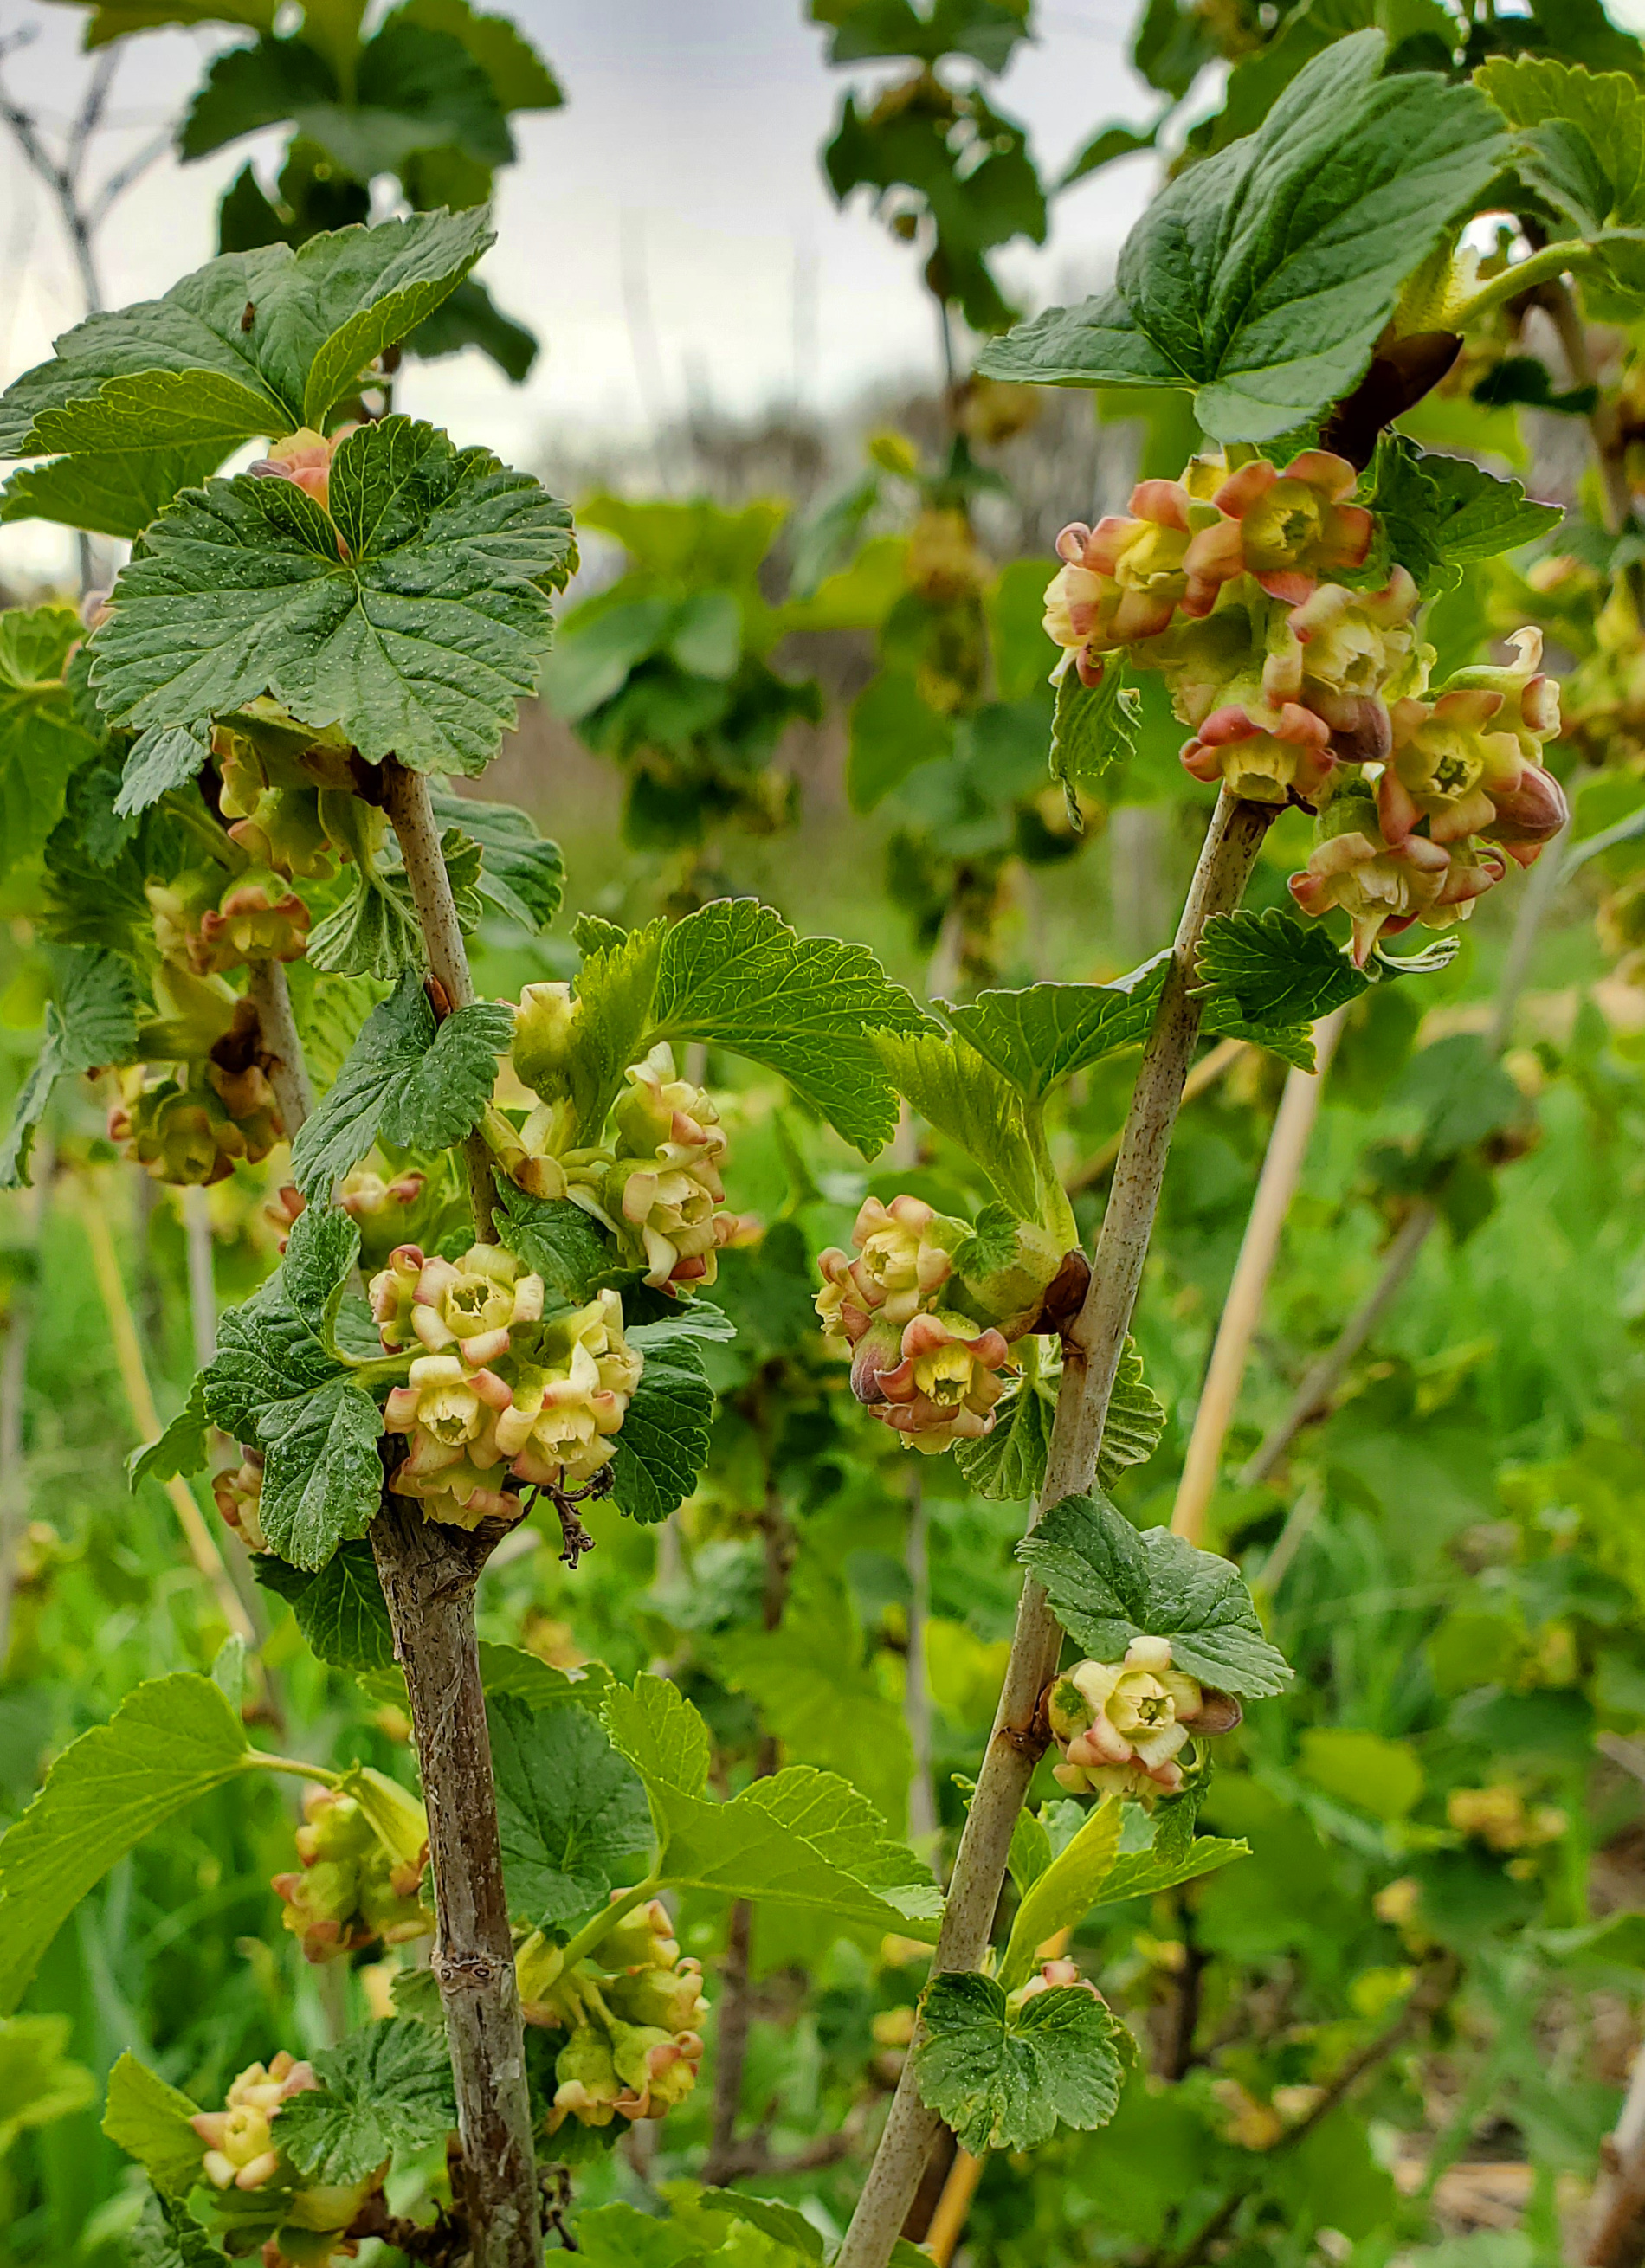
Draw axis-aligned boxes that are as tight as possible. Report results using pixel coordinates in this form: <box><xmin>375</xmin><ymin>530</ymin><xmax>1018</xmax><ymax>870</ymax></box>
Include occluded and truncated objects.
<box><xmin>0</xmin><ymin>0</ymin><xmax>1167</xmax><ymax>583</ymax></box>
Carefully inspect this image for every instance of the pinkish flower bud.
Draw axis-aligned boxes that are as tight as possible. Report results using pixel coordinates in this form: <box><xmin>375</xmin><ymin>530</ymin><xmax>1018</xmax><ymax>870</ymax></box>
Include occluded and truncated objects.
<box><xmin>1047</xmin><ymin>1637</ymin><xmax>1229</xmax><ymax>1802</ymax></box>
<box><xmin>213</xmin><ymin>1454</ymin><xmax>268</xmax><ymax>1553</ymax></box>
<box><xmin>248</xmin><ymin>426</ymin><xmax>352</xmax><ymax>512</ymax></box>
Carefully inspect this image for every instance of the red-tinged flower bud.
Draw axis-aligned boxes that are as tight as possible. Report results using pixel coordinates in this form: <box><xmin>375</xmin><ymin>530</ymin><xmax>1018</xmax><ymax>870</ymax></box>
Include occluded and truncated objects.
<box><xmin>1181</xmin><ymin>699</ymin><xmax>1336</xmax><ymax>807</ymax></box>
<box><xmin>601</xmin><ymin>1894</ymin><xmax>680</xmax><ymax>1971</ymax></box>
<box><xmin>213</xmin><ymin>1454</ymin><xmax>268</xmax><ymax>1552</ymax></box>
<box><xmin>248</xmin><ymin>426</ymin><xmax>352</xmax><ymax>512</ymax></box>
<box><xmin>871</xmin><ymin>1309</ymin><xmax>1015</xmax><ymax>1452</ymax></box>
<box><xmin>498</xmin><ymin>1290</ymin><xmax>644</xmax><ymax>1495</ymax></box>
<box><xmin>1382</xmin><ymin>688</ymin><xmax>1520</xmax><ymax>847</ymax></box>
<box><xmin>1261</xmin><ymin>570</ymin><xmax>1422</xmax><ymax>761</ymax></box>
<box><xmin>816</xmin><ymin>1194</ymin><xmax>968</xmax><ymax>1343</ymax></box>
<box><xmin>1190</xmin><ymin>448</ymin><xmax>1373</xmax><ymax>606</ymax></box>
<box><xmin>1007</xmin><ymin>1959</ymin><xmax>1104</xmax><ymax>2015</ymax></box>
<box><xmin>191</xmin><ymin>2051</ymin><xmax>318</xmax><ymax>2193</ymax></box>
<box><xmin>1044</xmin><ymin>480</ymin><xmax>1236</xmax><ymax>682</ymax></box>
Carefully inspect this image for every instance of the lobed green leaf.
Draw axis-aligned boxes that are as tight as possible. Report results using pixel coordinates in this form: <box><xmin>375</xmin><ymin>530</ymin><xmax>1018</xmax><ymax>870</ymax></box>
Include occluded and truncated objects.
<box><xmin>913</xmin><ymin>1971</ymin><xmax>1127</xmax><ymax>2155</ymax></box>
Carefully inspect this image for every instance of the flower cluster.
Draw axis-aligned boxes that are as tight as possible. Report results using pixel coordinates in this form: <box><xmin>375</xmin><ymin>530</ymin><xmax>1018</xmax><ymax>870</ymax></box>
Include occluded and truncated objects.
<box><xmin>270</xmin><ymin>1779</ymin><xmax>432</xmax><ymax>1963</ymax></box>
<box><xmin>516</xmin><ymin>1895</ymin><xmax>707</xmax><ymax>2136</ymax></box>
<box><xmin>1446</xmin><ymin>1783</ymin><xmax>1566</xmax><ymax>1856</ymax></box>
<box><xmin>1042</xmin><ymin>451</ymin><xmax>1568</xmax><ymax>963</ymax></box>
<box><xmin>1007</xmin><ymin>1956</ymin><xmax>1106</xmax><ymax>2018</ymax></box>
<box><xmin>213</xmin><ymin>1453</ymin><xmax>267</xmax><ymax>1552</ymax></box>
<box><xmin>1046</xmin><ymin>1637</ymin><xmax>1238</xmax><ymax>1802</ymax></box>
<box><xmin>816</xmin><ymin>1194</ymin><xmax>1068</xmax><ymax>1453</ymax></box>
<box><xmin>502</xmin><ymin>999</ymin><xmax>745</xmax><ymax>1291</ymax></box>
<box><xmin>372</xmin><ymin>1244</ymin><xmax>643</xmax><ymax>1524</ymax></box>
<box><xmin>191</xmin><ymin>2050</ymin><xmax>380</xmax><ymax>2264</ymax></box>
<box><xmin>110</xmin><ymin>1004</ymin><xmax>285</xmax><ymax>1186</ymax></box>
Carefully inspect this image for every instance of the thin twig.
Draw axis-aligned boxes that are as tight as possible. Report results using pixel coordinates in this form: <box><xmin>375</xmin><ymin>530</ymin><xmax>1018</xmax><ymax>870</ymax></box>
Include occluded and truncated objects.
<box><xmin>904</xmin><ymin>1474</ymin><xmax>938</xmax><ymax>1844</ymax></box>
<box><xmin>1171</xmin><ymin>1008</ymin><xmax>1346</xmax><ymax>1544</ymax></box>
<box><xmin>835</xmin><ymin>794</ymin><xmax>1277</xmax><ymax>2268</ymax></box>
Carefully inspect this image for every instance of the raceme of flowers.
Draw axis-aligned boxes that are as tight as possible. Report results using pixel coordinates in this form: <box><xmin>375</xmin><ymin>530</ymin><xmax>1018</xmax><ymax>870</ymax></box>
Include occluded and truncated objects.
<box><xmin>1043</xmin><ymin>449</ymin><xmax>1569</xmax><ymax>965</ymax></box>
<box><xmin>1045</xmin><ymin>1637</ymin><xmax>1241</xmax><ymax>1803</ymax></box>
<box><xmin>515</xmin><ymin>1894</ymin><xmax>707</xmax><ymax>2136</ymax></box>
<box><xmin>372</xmin><ymin>1244</ymin><xmax>644</xmax><ymax>1525</ymax></box>
<box><xmin>499</xmin><ymin>989</ymin><xmax>752</xmax><ymax>1290</ymax></box>
<box><xmin>270</xmin><ymin>1779</ymin><xmax>433</xmax><ymax>1963</ymax></box>
<box><xmin>814</xmin><ymin>1193</ymin><xmax>1065</xmax><ymax>1453</ymax></box>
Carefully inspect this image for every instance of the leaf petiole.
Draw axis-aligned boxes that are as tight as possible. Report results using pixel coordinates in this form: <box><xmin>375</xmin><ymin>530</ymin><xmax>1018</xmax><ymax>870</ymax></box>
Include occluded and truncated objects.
<box><xmin>243</xmin><ymin>1750</ymin><xmax>345</xmax><ymax>1791</ymax></box>
<box><xmin>554</xmin><ymin>1875</ymin><xmax>665</xmax><ymax>1972</ymax></box>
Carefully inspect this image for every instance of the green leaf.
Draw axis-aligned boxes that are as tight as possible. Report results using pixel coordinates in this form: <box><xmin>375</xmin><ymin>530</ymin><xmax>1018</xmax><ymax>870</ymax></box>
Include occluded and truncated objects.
<box><xmin>0</xmin><ymin>213</ymin><xmax>494</xmax><ymax>538</ymax></box>
<box><xmin>305</xmin><ymin>860</ymin><xmax>424</xmax><ymax>981</ymax></box>
<box><xmin>0</xmin><ymin>1674</ymin><xmax>248</xmax><ymax>2014</ymax></box>
<box><xmin>490</xmin><ymin>1184</ymin><xmax>631</xmax><ymax>1311</ymax></box>
<box><xmin>280</xmin><ymin>1200</ymin><xmax>360</xmax><ymax>1344</ymax></box>
<box><xmin>0</xmin><ymin>947</ymin><xmax>140</xmax><ymax>1189</ymax></box>
<box><xmin>811</xmin><ymin>0</ymin><xmax>1032</xmax><ymax>73</ymax></box>
<box><xmin>1000</xmin><ymin>1798</ymin><xmax>1123</xmax><ymax>1988</ymax></box>
<box><xmin>428</xmin><ymin>787</ymin><xmax>563</xmax><ymax>931</ymax></box>
<box><xmin>488</xmin><ymin>1691</ymin><xmax>655</xmax><ymax>1928</ymax></box>
<box><xmin>1195</xmin><ymin>909</ymin><xmax>1370</xmax><ymax>1065</ymax></box>
<box><xmin>1099</xmin><ymin>1341</ymin><xmax>1168</xmax><ymax>1491</ymax></box>
<box><xmin>0</xmin><ymin>607</ymin><xmax>100</xmax><ymax>881</ymax></box>
<box><xmin>913</xmin><ymin>1972</ymin><xmax>1126</xmax><ymax>2154</ymax></box>
<box><xmin>1048</xmin><ymin>666</ymin><xmax>1140</xmax><ymax>824</ymax></box>
<box><xmin>398</xmin><ymin>0</ymin><xmax>564</xmax><ymax>111</ymax></box>
<box><xmin>1360</xmin><ymin>438</ymin><xmax>1564</xmax><ymax>595</ymax></box>
<box><xmin>478</xmin><ymin>1642</ymin><xmax>612</xmax><ymax>1715</ymax></box>
<box><xmin>203</xmin><ymin>1278</ymin><xmax>382</xmax><ymax>1568</ymax></box>
<box><xmin>1298</xmin><ymin>1726</ymin><xmax>1424</xmax><ymax>1820</ymax></box>
<box><xmin>561</xmin><ymin>918</ymin><xmax>666</xmax><ymax>1140</ymax></box>
<box><xmin>257</xmin><ymin>1375</ymin><xmax>384</xmax><ymax>1569</ymax></box>
<box><xmin>128</xmin><ymin>1380</ymin><xmax>212</xmax><ymax>1492</ymax></box>
<box><xmin>1007</xmin><ymin>1807</ymin><xmax>1053</xmax><ymax>1897</ymax></box>
<box><xmin>700</xmin><ymin>2189</ymin><xmax>823</xmax><ymax>2259</ymax></box>
<box><xmin>254</xmin><ymin>1542</ymin><xmax>394</xmax><ymax>1672</ymax></box>
<box><xmin>87</xmin><ymin>416</ymin><xmax>576</xmax><ymax>776</ymax></box>
<box><xmin>604</xmin><ymin>1678</ymin><xmax>940</xmax><ymax>1938</ymax></box>
<box><xmin>273</xmin><ymin>2020</ymin><xmax>455</xmax><ymax>2184</ymax></box>
<box><xmin>126</xmin><ymin>2191</ymin><xmax>222</xmax><ymax>2268</ymax></box>
<box><xmin>1480</xmin><ymin>57</ymin><xmax>1645</xmax><ymax>285</ymax></box>
<box><xmin>290</xmin><ymin>969</ymin><xmax>513</xmax><ymax>1197</ymax></box>
<box><xmin>648</xmin><ymin>899</ymin><xmax>923</xmax><ymax>1158</ymax></box>
<box><xmin>977</xmin><ymin>32</ymin><xmax>1508</xmax><ymax>440</ymax></box>
<box><xmin>575</xmin><ymin>2201</ymin><xmax>705</xmax><ymax>2268</ymax></box>
<box><xmin>1087</xmin><ymin>1832</ymin><xmax>1248</xmax><ymax>1911</ymax></box>
<box><xmin>869</xmin><ymin>1026</ymin><xmax>1042</xmax><ymax>1220</ymax></box>
<box><xmin>606</xmin><ymin>1311</ymin><xmax>716</xmax><ymax>1527</ymax></box>
<box><xmin>103</xmin><ymin>2052</ymin><xmax>203</xmax><ymax>2200</ymax></box>
<box><xmin>1019</xmin><ymin>1494</ymin><xmax>1292</xmax><ymax>1699</ymax></box>
<box><xmin>407</xmin><ymin>274</ymin><xmax>539</xmax><ymax>383</ymax></box>
<box><xmin>946</xmin><ymin>964</ymin><xmax>1167</xmax><ymax>1104</ymax></box>
<box><xmin>954</xmin><ymin>1366</ymin><xmax>1056</xmax><ymax>1503</ymax></box>
<box><xmin>603</xmin><ymin>1672</ymin><xmax>711</xmax><ymax>1796</ymax></box>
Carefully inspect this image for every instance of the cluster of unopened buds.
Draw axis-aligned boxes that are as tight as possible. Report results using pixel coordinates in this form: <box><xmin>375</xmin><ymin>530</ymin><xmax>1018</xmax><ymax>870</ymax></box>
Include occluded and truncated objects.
<box><xmin>372</xmin><ymin>1243</ymin><xmax>643</xmax><ymax>1525</ymax></box>
<box><xmin>1045</xmin><ymin>450</ymin><xmax>1570</xmax><ymax>966</ymax></box>
<box><xmin>501</xmin><ymin>987</ymin><xmax>749</xmax><ymax>1290</ymax></box>
<box><xmin>1045</xmin><ymin>1637</ymin><xmax>1239</xmax><ymax>1802</ymax></box>
<box><xmin>267</xmin><ymin>1166</ymin><xmax>428</xmax><ymax>1263</ymax></box>
<box><xmin>515</xmin><ymin>1894</ymin><xmax>706</xmax><ymax>2135</ymax></box>
<box><xmin>271</xmin><ymin>1778</ymin><xmax>432</xmax><ymax>1962</ymax></box>
<box><xmin>1447</xmin><ymin>1782</ymin><xmax>1566</xmax><ymax>1864</ymax></box>
<box><xmin>110</xmin><ymin>1041</ymin><xmax>283</xmax><ymax>1185</ymax></box>
<box><xmin>816</xmin><ymin>1194</ymin><xmax>1068</xmax><ymax>1453</ymax></box>
<box><xmin>191</xmin><ymin>2051</ymin><xmax>381</xmax><ymax>2264</ymax></box>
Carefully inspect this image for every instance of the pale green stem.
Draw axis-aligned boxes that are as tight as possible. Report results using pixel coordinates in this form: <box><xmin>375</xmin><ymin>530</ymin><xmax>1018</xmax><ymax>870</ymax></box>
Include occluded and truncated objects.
<box><xmin>244</xmin><ymin>1750</ymin><xmax>345</xmax><ymax>1789</ymax></box>
<box><xmin>555</xmin><ymin>1877</ymin><xmax>663</xmax><ymax>1973</ymax></box>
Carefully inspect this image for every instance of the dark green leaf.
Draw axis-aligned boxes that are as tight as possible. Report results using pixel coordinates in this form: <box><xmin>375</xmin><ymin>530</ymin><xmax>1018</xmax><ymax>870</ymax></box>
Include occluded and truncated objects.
<box><xmin>491</xmin><ymin>1184</ymin><xmax>632</xmax><ymax>1311</ymax></box>
<box><xmin>1048</xmin><ymin>666</ymin><xmax>1139</xmax><ymax>824</ymax></box>
<box><xmin>1195</xmin><ymin>908</ymin><xmax>1370</xmax><ymax>1061</ymax></box>
<box><xmin>87</xmin><ymin>416</ymin><xmax>575</xmax><ymax>777</ymax></box>
<box><xmin>977</xmin><ymin>34</ymin><xmax>1508</xmax><ymax>440</ymax></box>
<box><xmin>290</xmin><ymin>969</ymin><xmax>513</xmax><ymax>1197</ymax></box>
<box><xmin>868</xmin><ymin>1026</ymin><xmax>1042</xmax><ymax>1220</ymax></box>
<box><xmin>846</xmin><ymin>668</ymin><xmax>955</xmax><ymax>812</ymax></box>
<box><xmin>257</xmin><ymin>1376</ymin><xmax>384</xmax><ymax>1570</ymax></box>
<box><xmin>274</xmin><ymin>2019</ymin><xmax>455</xmax><ymax>2184</ymax></box>
<box><xmin>650</xmin><ymin>899</ymin><xmax>924</xmax><ymax>1157</ymax></box>
<box><xmin>607</xmin><ymin>1313</ymin><xmax>717</xmax><ymax>1526</ymax></box>
<box><xmin>913</xmin><ymin>1972</ymin><xmax>1126</xmax><ymax>2154</ymax></box>
<box><xmin>128</xmin><ymin>1380</ymin><xmax>211</xmax><ymax>1492</ymax></box>
<box><xmin>488</xmin><ymin>1692</ymin><xmax>654</xmax><ymax>1929</ymax></box>
<box><xmin>810</xmin><ymin>0</ymin><xmax>1032</xmax><ymax>73</ymax></box>
<box><xmin>280</xmin><ymin>1201</ymin><xmax>361</xmax><ymax>1343</ymax></box>
<box><xmin>0</xmin><ymin>607</ymin><xmax>100</xmax><ymax>880</ymax></box>
<box><xmin>1019</xmin><ymin>1493</ymin><xmax>1292</xmax><ymax>1698</ymax></box>
<box><xmin>127</xmin><ymin>2190</ymin><xmax>222</xmax><ymax>2268</ymax></box>
<box><xmin>0</xmin><ymin>947</ymin><xmax>141</xmax><ymax>1189</ymax></box>
<box><xmin>254</xmin><ymin>1543</ymin><xmax>394</xmax><ymax>1672</ymax></box>
<box><xmin>428</xmin><ymin>788</ymin><xmax>563</xmax><ymax>931</ymax></box>
<box><xmin>1360</xmin><ymin>437</ymin><xmax>1564</xmax><ymax>596</ymax></box>
<box><xmin>946</xmin><ymin>963</ymin><xmax>1167</xmax><ymax>1103</ymax></box>
<box><xmin>0</xmin><ymin>212</ymin><xmax>494</xmax><ymax>538</ymax></box>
